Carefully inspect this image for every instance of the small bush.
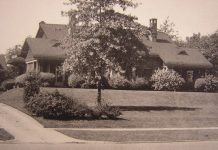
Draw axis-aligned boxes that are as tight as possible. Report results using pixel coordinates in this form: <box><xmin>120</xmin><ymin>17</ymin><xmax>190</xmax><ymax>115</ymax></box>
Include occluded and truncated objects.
<box><xmin>150</xmin><ymin>68</ymin><xmax>185</xmax><ymax>91</ymax></box>
<box><xmin>39</xmin><ymin>72</ymin><xmax>55</xmax><ymax>87</ymax></box>
<box><xmin>1</xmin><ymin>79</ymin><xmax>15</xmax><ymax>90</ymax></box>
<box><xmin>81</xmin><ymin>76</ymin><xmax>110</xmax><ymax>89</ymax></box>
<box><xmin>131</xmin><ymin>77</ymin><xmax>150</xmax><ymax>90</ymax></box>
<box><xmin>0</xmin><ymin>69</ymin><xmax>6</xmax><ymax>84</ymax></box>
<box><xmin>81</xmin><ymin>82</ymin><xmax>95</xmax><ymax>89</ymax></box>
<box><xmin>194</xmin><ymin>78</ymin><xmax>206</xmax><ymax>92</ymax></box>
<box><xmin>26</xmin><ymin>90</ymin><xmax>91</xmax><ymax>119</ymax></box>
<box><xmin>23</xmin><ymin>72</ymin><xmax>40</xmax><ymax>102</ymax></box>
<box><xmin>68</xmin><ymin>74</ymin><xmax>85</xmax><ymax>88</ymax></box>
<box><xmin>109</xmin><ymin>75</ymin><xmax>131</xmax><ymax>90</ymax></box>
<box><xmin>26</xmin><ymin>89</ymin><xmax>121</xmax><ymax>120</ymax></box>
<box><xmin>194</xmin><ymin>75</ymin><xmax>217</xmax><ymax>92</ymax></box>
<box><xmin>15</xmin><ymin>74</ymin><xmax>27</xmax><ymax>87</ymax></box>
<box><xmin>91</xmin><ymin>102</ymin><xmax>122</xmax><ymax>119</ymax></box>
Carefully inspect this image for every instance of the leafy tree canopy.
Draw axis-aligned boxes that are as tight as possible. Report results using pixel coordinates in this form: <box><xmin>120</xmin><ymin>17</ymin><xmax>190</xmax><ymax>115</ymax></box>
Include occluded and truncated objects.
<box><xmin>5</xmin><ymin>44</ymin><xmax>22</xmax><ymax>61</ymax></box>
<box><xmin>159</xmin><ymin>16</ymin><xmax>179</xmax><ymax>41</ymax></box>
<box><xmin>185</xmin><ymin>32</ymin><xmax>218</xmax><ymax>64</ymax></box>
<box><xmin>62</xmin><ymin>0</ymin><xmax>148</xmax><ymax>79</ymax></box>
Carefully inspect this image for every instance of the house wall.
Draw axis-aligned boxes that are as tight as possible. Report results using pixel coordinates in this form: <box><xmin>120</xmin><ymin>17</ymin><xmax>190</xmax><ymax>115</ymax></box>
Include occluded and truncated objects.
<box><xmin>38</xmin><ymin>60</ymin><xmax>65</xmax><ymax>85</ymax></box>
<box><xmin>26</xmin><ymin>60</ymin><xmax>38</xmax><ymax>72</ymax></box>
<box><xmin>135</xmin><ymin>56</ymin><xmax>163</xmax><ymax>79</ymax></box>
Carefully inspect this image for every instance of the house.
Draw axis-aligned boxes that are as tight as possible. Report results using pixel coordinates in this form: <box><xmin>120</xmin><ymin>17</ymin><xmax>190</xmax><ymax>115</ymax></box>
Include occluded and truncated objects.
<box><xmin>133</xmin><ymin>18</ymin><xmax>213</xmax><ymax>82</ymax></box>
<box><xmin>21</xmin><ymin>21</ymin><xmax>68</xmax><ymax>85</ymax></box>
<box><xmin>21</xmin><ymin>19</ymin><xmax>213</xmax><ymax>85</ymax></box>
<box><xmin>0</xmin><ymin>54</ymin><xmax>7</xmax><ymax>70</ymax></box>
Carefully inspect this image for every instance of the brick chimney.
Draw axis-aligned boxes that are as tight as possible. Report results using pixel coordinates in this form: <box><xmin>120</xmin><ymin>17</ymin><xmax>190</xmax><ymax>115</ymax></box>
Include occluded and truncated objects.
<box><xmin>149</xmin><ymin>18</ymin><xmax>157</xmax><ymax>42</ymax></box>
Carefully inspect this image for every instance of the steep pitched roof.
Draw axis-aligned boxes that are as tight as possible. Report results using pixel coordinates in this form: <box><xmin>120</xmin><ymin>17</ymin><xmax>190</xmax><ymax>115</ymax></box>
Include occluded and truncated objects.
<box><xmin>156</xmin><ymin>32</ymin><xmax>172</xmax><ymax>43</ymax></box>
<box><xmin>22</xmin><ymin>38</ymin><xmax>66</xmax><ymax>61</ymax></box>
<box><xmin>23</xmin><ymin>21</ymin><xmax>212</xmax><ymax>70</ymax></box>
<box><xmin>36</xmin><ymin>22</ymin><xmax>68</xmax><ymax>41</ymax></box>
<box><xmin>0</xmin><ymin>54</ymin><xmax>7</xmax><ymax>69</ymax></box>
<box><xmin>142</xmin><ymin>38</ymin><xmax>213</xmax><ymax>69</ymax></box>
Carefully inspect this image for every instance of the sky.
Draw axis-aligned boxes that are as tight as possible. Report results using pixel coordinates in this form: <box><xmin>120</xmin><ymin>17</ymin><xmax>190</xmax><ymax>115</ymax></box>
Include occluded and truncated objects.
<box><xmin>0</xmin><ymin>0</ymin><xmax>218</xmax><ymax>54</ymax></box>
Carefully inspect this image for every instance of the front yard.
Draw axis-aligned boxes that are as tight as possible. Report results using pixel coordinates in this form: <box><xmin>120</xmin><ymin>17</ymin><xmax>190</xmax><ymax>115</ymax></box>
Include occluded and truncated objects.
<box><xmin>0</xmin><ymin>88</ymin><xmax>218</xmax><ymax>128</ymax></box>
<box><xmin>57</xmin><ymin>129</ymin><xmax>218</xmax><ymax>142</ymax></box>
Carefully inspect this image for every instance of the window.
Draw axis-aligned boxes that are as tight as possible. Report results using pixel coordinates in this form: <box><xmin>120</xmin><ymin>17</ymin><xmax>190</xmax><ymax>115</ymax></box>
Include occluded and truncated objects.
<box><xmin>178</xmin><ymin>50</ymin><xmax>188</xmax><ymax>55</ymax></box>
<box><xmin>34</xmin><ymin>62</ymin><xmax>36</xmax><ymax>71</ymax></box>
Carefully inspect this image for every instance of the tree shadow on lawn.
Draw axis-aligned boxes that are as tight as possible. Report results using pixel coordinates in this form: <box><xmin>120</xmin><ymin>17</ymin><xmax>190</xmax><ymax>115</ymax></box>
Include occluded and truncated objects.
<box><xmin>40</xmin><ymin>115</ymin><xmax>127</xmax><ymax>121</ymax></box>
<box><xmin>118</xmin><ymin>106</ymin><xmax>200</xmax><ymax>112</ymax></box>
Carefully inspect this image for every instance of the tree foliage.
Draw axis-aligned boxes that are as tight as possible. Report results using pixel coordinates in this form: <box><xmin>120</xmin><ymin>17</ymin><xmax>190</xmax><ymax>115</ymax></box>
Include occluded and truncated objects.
<box><xmin>185</xmin><ymin>32</ymin><xmax>218</xmax><ymax>64</ymax></box>
<box><xmin>62</xmin><ymin>0</ymin><xmax>148</xmax><ymax>79</ymax></box>
<box><xmin>7</xmin><ymin>57</ymin><xmax>26</xmax><ymax>75</ymax></box>
<box><xmin>5</xmin><ymin>44</ymin><xmax>22</xmax><ymax>61</ymax></box>
<box><xmin>159</xmin><ymin>16</ymin><xmax>179</xmax><ymax>41</ymax></box>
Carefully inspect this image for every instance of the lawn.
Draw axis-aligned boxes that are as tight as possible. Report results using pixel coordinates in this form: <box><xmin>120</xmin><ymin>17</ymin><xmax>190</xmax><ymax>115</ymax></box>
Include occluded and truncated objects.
<box><xmin>0</xmin><ymin>128</ymin><xmax>14</xmax><ymax>141</ymax></box>
<box><xmin>57</xmin><ymin>129</ymin><xmax>218</xmax><ymax>142</ymax></box>
<box><xmin>0</xmin><ymin>88</ymin><xmax>218</xmax><ymax>128</ymax></box>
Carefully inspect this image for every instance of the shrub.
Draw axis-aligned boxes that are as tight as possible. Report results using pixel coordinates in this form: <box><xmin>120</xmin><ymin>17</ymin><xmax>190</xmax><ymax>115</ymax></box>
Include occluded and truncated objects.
<box><xmin>109</xmin><ymin>75</ymin><xmax>131</xmax><ymax>90</ymax></box>
<box><xmin>81</xmin><ymin>76</ymin><xmax>109</xmax><ymax>89</ymax></box>
<box><xmin>0</xmin><ymin>69</ymin><xmax>6</xmax><ymax>84</ymax></box>
<box><xmin>81</xmin><ymin>81</ymin><xmax>97</xmax><ymax>89</ymax></box>
<box><xmin>205</xmin><ymin>75</ymin><xmax>217</xmax><ymax>92</ymax></box>
<box><xmin>68</xmin><ymin>74</ymin><xmax>85</xmax><ymax>88</ymax></box>
<box><xmin>26</xmin><ymin>90</ymin><xmax>91</xmax><ymax>119</ymax></box>
<box><xmin>23</xmin><ymin>72</ymin><xmax>40</xmax><ymax>102</ymax></box>
<box><xmin>194</xmin><ymin>75</ymin><xmax>217</xmax><ymax>92</ymax></box>
<box><xmin>26</xmin><ymin>89</ymin><xmax>121</xmax><ymax>120</ymax></box>
<box><xmin>1</xmin><ymin>79</ymin><xmax>15</xmax><ymax>90</ymax></box>
<box><xmin>91</xmin><ymin>102</ymin><xmax>122</xmax><ymax>119</ymax></box>
<box><xmin>150</xmin><ymin>68</ymin><xmax>185</xmax><ymax>91</ymax></box>
<box><xmin>194</xmin><ymin>78</ymin><xmax>206</xmax><ymax>92</ymax></box>
<box><xmin>131</xmin><ymin>77</ymin><xmax>150</xmax><ymax>90</ymax></box>
<box><xmin>15</xmin><ymin>74</ymin><xmax>27</xmax><ymax>87</ymax></box>
<box><xmin>39</xmin><ymin>72</ymin><xmax>55</xmax><ymax>87</ymax></box>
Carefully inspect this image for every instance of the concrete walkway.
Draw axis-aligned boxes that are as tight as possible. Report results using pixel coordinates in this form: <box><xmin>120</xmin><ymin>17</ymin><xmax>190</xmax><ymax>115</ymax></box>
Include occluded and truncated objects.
<box><xmin>2</xmin><ymin>141</ymin><xmax>218</xmax><ymax>150</ymax></box>
<box><xmin>0</xmin><ymin>103</ymin><xmax>84</xmax><ymax>143</ymax></box>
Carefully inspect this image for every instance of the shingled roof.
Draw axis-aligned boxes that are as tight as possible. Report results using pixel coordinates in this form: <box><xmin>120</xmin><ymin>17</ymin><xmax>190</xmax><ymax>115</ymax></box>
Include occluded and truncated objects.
<box><xmin>142</xmin><ymin>37</ymin><xmax>213</xmax><ymax>69</ymax></box>
<box><xmin>0</xmin><ymin>54</ymin><xmax>7</xmax><ymax>70</ymax></box>
<box><xmin>22</xmin><ymin>21</ymin><xmax>212</xmax><ymax>70</ymax></box>
<box><xmin>36</xmin><ymin>21</ymin><xmax>68</xmax><ymax>41</ymax></box>
<box><xmin>22</xmin><ymin>38</ymin><xmax>66</xmax><ymax>61</ymax></box>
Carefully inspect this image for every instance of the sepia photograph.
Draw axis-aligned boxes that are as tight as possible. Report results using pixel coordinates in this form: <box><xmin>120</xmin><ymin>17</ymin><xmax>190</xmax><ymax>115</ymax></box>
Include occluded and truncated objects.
<box><xmin>0</xmin><ymin>0</ymin><xmax>218</xmax><ymax>149</ymax></box>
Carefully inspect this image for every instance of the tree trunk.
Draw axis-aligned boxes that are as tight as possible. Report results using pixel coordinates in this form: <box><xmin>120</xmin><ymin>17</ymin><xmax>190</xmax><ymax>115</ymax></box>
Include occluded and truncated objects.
<box><xmin>97</xmin><ymin>78</ymin><xmax>102</xmax><ymax>105</ymax></box>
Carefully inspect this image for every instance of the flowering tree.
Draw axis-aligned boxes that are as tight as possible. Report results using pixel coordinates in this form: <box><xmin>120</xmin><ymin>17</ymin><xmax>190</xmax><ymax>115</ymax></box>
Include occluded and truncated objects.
<box><xmin>62</xmin><ymin>0</ymin><xmax>148</xmax><ymax>103</ymax></box>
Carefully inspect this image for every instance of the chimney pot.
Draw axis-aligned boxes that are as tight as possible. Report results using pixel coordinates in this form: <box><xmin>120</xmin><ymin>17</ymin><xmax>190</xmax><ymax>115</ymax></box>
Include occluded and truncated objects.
<box><xmin>149</xmin><ymin>18</ymin><xmax>157</xmax><ymax>42</ymax></box>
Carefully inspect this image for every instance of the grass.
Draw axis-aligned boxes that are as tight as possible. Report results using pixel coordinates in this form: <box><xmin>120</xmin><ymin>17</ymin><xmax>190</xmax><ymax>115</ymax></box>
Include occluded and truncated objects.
<box><xmin>57</xmin><ymin>129</ymin><xmax>218</xmax><ymax>142</ymax></box>
<box><xmin>0</xmin><ymin>128</ymin><xmax>14</xmax><ymax>141</ymax></box>
<box><xmin>0</xmin><ymin>88</ymin><xmax>218</xmax><ymax>128</ymax></box>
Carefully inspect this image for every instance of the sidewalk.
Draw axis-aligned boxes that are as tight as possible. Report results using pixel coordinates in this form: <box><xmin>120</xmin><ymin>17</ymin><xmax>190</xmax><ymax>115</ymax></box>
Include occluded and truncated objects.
<box><xmin>2</xmin><ymin>141</ymin><xmax>218</xmax><ymax>150</ymax></box>
<box><xmin>0</xmin><ymin>103</ymin><xmax>84</xmax><ymax>143</ymax></box>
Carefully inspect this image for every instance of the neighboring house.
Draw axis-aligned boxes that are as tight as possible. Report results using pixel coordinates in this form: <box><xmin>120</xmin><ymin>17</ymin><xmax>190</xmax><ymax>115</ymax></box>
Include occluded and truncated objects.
<box><xmin>0</xmin><ymin>54</ymin><xmax>7</xmax><ymax>70</ymax></box>
<box><xmin>21</xmin><ymin>19</ymin><xmax>213</xmax><ymax>85</ymax></box>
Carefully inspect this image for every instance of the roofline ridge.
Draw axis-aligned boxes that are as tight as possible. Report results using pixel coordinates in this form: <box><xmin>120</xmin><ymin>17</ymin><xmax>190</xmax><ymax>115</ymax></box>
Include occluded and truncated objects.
<box><xmin>40</xmin><ymin>22</ymin><xmax>67</xmax><ymax>26</ymax></box>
